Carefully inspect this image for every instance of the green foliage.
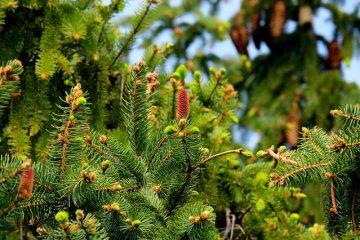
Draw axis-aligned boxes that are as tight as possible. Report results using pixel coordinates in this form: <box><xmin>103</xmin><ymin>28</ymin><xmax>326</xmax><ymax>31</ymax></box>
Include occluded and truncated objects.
<box><xmin>265</xmin><ymin>105</ymin><xmax>360</xmax><ymax>238</ymax></box>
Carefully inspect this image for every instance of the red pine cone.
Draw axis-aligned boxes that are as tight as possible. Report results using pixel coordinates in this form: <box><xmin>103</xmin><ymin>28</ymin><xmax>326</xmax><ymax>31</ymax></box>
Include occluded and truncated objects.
<box><xmin>270</xmin><ymin>0</ymin><xmax>286</xmax><ymax>40</ymax></box>
<box><xmin>251</xmin><ymin>11</ymin><xmax>262</xmax><ymax>49</ymax></box>
<box><xmin>230</xmin><ymin>11</ymin><xmax>249</xmax><ymax>55</ymax></box>
<box><xmin>18</xmin><ymin>167</ymin><xmax>34</xmax><ymax>199</ymax></box>
<box><xmin>176</xmin><ymin>89</ymin><xmax>190</xmax><ymax>120</ymax></box>
<box><xmin>285</xmin><ymin>112</ymin><xmax>300</xmax><ymax>147</ymax></box>
<box><xmin>327</xmin><ymin>40</ymin><xmax>342</xmax><ymax>69</ymax></box>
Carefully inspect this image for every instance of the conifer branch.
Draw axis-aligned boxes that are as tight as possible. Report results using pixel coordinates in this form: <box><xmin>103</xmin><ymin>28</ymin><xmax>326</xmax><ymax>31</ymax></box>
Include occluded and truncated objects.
<box><xmin>267</xmin><ymin>149</ymin><xmax>298</xmax><ymax>165</ymax></box>
<box><xmin>98</xmin><ymin>1</ymin><xmax>123</xmax><ymax>43</ymax></box>
<box><xmin>88</xmin><ymin>143</ymin><xmax>143</xmax><ymax>183</ymax></box>
<box><xmin>61</xmin><ymin>117</ymin><xmax>72</xmax><ymax>177</ymax></box>
<box><xmin>15</xmin><ymin>201</ymin><xmax>53</xmax><ymax>210</ymax></box>
<box><xmin>331</xmin><ymin>110</ymin><xmax>360</xmax><ymax>121</ymax></box>
<box><xmin>329</xmin><ymin>178</ymin><xmax>338</xmax><ymax>214</ymax></box>
<box><xmin>0</xmin><ymin>196</ymin><xmax>21</xmax><ymax>218</ymax></box>
<box><xmin>0</xmin><ymin>168</ymin><xmax>23</xmax><ymax>185</ymax></box>
<box><xmin>110</xmin><ymin>2</ymin><xmax>153</xmax><ymax>68</ymax></box>
<box><xmin>34</xmin><ymin>180</ymin><xmax>56</xmax><ymax>193</ymax></box>
<box><xmin>145</xmin><ymin>136</ymin><xmax>169</xmax><ymax>171</ymax></box>
<box><xmin>192</xmin><ymin>149</ymin><xmax>244</xmax><ymax>171</ymax></box>
<box><xmin>171</xmin><ymin>81</ymin><xmax>177</xmax><ymax>119</ymax></box>
<box><xmin>270</xmin><ymin>162</ymin><xmax>331</xmax><ymax>186</ymax></box>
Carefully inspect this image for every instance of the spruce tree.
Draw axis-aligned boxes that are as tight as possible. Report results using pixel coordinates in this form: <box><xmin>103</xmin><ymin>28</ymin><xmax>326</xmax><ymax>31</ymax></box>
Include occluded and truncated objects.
<box><xmin>260</xmin><ymin>105</ymin><xmax>360</xmax><ymax>239</ymax></box>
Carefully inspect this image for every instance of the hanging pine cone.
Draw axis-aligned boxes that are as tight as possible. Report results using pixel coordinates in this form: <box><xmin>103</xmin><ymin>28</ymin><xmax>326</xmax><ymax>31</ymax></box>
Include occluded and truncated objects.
<box><xmin>270</xmin><ymin>0</ymin><xmax>286</xmax><ymax>40</ymax></box>
<box><xmin>285</xmin><ymin>111</ymin><xmax>300</xmax><ymax>147</ymax></box>
<box><xmin>298</xmin><ymin>5</ymin><xmax>312</xmax><ymax>26</ymax></box>
<box><xmin>251</xmin><ymin>11</ymin><xmax>262</xmax><ymax>49</ymax></box>
<box><xmin>230</xmin><ymin>11</ymin><xmax>249</xmax><ymax>55</ymax></box>
<box><xmin>327</xmin><ymin>40</ymin><xmax>342</xmax><ymax>69</ymax></box>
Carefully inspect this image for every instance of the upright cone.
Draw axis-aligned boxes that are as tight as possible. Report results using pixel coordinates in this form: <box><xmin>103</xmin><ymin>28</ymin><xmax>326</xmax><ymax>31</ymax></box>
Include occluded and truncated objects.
<box><xmin>230</xmin><ymin>11</ymin><xmax>249</xmax><ymax>55</ymax></box>
<box><xmin>18</xmin><ymin>167</ymin><xmax>34</xmax><ymax>199</ymax></box>
<box><xmin>176</xmin><ymin>89</ymin><xmax>190</xmax><ymax>120</ymax></box>
<box><xmin>270</xmin><ymin>0</ymin><xmax>286</xmax><ymax>40</ymax></box>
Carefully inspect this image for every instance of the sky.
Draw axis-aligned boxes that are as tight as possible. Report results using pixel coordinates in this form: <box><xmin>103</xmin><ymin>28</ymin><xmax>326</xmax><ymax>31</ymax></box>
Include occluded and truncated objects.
<box><xmin>116</xmin><ymin>0</ymin><xmax>360</xmax><ymax>85</ymax></box>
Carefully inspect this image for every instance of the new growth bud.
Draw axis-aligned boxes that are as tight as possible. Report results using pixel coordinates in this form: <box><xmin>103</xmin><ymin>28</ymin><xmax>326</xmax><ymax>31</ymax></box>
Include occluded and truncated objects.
<box><xmin>176</xmin><ymin>89</ymin><xmax>190</xmax><ymax>120</ymax></box>
<box><xmin>55</xmin><ymin>211</ymin><xmax>69</xmax><ymax>223</ymax></box>
<box><xmin>18</xmin><ymin>167</ymin><xmax>34</xmax><ymax>199</ymax></box>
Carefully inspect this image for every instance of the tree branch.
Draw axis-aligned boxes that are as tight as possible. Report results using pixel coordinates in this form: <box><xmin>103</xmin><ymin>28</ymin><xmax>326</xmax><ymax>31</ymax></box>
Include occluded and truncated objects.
<box><xmin>267</xmin><ymin>149</ymin><xmax>298</xmax><ymax>166</ymax></box>
<box><xmin>191</xmin><ymin>148</ymin><xmax>244</xmax><ymax>171</ymax></box>
<box><xmin>110</xmin><ymin>2</ymin><xmax>153</xmax><ymax>68</ymax></box>
<box><xmin>270</xmin><ymin>161</ymin><xmax>331</xmax><ymax>186</ymax></box>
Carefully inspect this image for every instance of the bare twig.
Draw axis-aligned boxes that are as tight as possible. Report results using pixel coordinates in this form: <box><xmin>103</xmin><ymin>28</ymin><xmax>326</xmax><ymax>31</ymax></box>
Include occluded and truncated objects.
<box><xmin>191</xmin><ymin>149</ymin><xmax>243</xmax><ymax>171</ymax></box>
<box><xmin>110</xmin><ymin>2</ymin><xmax>153</xmax><ymax>68</ymax></box>
<box><xmin>267</xmin><ymin>149</ymin><xmax>298</xmax><ymax>166</ymax></box>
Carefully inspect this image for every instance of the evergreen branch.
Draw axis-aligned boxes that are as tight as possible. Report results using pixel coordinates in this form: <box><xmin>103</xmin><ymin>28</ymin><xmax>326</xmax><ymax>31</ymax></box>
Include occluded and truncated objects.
<box><xmin>15</xmin><ymin>201</ymin><xmax>53</xmax><ymax>210</ymax></box>
<box><xmin>34</xmin><ymin>180</ymin><xmax>56</xmax><ymax>193</ymax></box>
<box><xmin>352</xmin><ymin>188</ymin><xmax>359</xmax><ymax>234</ymax></box>
<box><xmin>167</xmin><ymin>138</ymin><xmax>193</xmax><ymax>215</ymax></box>
<box><xmin>331</xmin><ymin>110</ymin><xmax>360</xmax><ymax>122</ymax></box>
<box><xmin>267</xmin><ymin>149</ymin><xmax>298</xmax><ymax>166</ymax></box>
<box><xmin>191</xmin><ymin>149</ymin><xmax>244</xmax><ymax>171</ymax></box>
<box><xmin>61</xmin><ymin>117</ymin><xmax>72</xmax><ymax>178</ymax></box>
<box><xmin>0</xmin><ymin>196</ymin><xmax>22</xmax><ymax>219</ymax></box>
<box><xmin>110</xmin><ymin>2</ymin><xmax>153</xmax><ymax>68</ymax></box>
<box><xmin>0</xmin><ymin>168</ymin><xmax>23</xmax><ymax>185</ymax></box>
<box><xmin>88</xmin><ymin>143</ymin><xmax>143</xmax><ymax>183</ymax></box>
<box><xmin>171</xmin><ymin>81</ymin><xmax>176</xmax><ymax>119</ymax></box>
<box><xmin>329</xmin><ymin>178</ymin><xmax>338</xmax><ymax>214</ymax></box>
<box><xmin>270</xmin><ymin>162</ymin><xmax>331</xmax><ymax>186</ymax></box>
<box><xmin>97</xmin><ymin>1</ymin><xmax>123</xmax><ymax>43</ymax></box>
<box><xmin>145</xmin><ymin>136</ymin><xmax>169</xmax><ymax>171</ymax></box>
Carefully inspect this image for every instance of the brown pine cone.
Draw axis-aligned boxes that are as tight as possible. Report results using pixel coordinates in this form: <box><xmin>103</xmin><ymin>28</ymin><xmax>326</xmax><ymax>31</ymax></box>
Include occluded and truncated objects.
<box><xmin>251</xmin><ymin>11</ymin><xmax>262</xmax><ymax>49</ymax></box>
<box><xmin>285</xmin><ymin>111</ymin><xmax>300</xmax><ymax>147</ymax></box>
<box><xmin>270</xmin><ymin>0</ymin><xmax>286</xmax><ymax>40</ymax></box>
<box><xmin>327</xmin><ymin>40</ymin><xmax>342</xmax><ymax>69</ymax></box>
<box><xmin>230</xmin><ymin>11</ymin><xmax>249</xmax><ymax>55</ymax></box>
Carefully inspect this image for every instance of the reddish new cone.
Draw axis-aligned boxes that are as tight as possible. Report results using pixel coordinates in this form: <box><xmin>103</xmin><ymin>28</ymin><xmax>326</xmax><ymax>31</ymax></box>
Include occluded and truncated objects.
<box><xmin>18</xmin><ymin>167</ymin><xmax>34</xmax><ymax>199</ymax></box>
<box><xmin>176</xmin><ymin>89</ymin><xmax>190</xmax><ymax>120</ymax></box>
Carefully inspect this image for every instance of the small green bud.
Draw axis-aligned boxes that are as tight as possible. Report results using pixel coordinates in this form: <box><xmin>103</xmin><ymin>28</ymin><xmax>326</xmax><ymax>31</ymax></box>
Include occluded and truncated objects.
<box><xmin>132</xmin><ymin>220</ymin><xmax>141</xmax><ymax>226</ymax></box>
<box><xmin>240</xmin><ymin>54</ymin><xmax>248</xmax><ymax>62</ymax></box>
<box><xmin>255</xmin><ymin>172</ymin><xmax>269</xmax><ymax>184</ymax></box>
<box><xmin>255</xmin><ymin>199</ymin><xmax>266</xmax><ymax>212</ymax></box>
<box><xmin>188</xmin><ymin>127</ymin><xmax>200</xmax><ymax>134</ymax></box>
<box><xmin>76</xmin><ymin>97</ymin><xmax>87</xmax><ymax>106</ymax></box>
<box><xmin>82</xmin><ymin>162</ymin><xmax>89</xmax><ymax>169</ymax></box>
<box><xmin>75</xmin><ymin>209</ymin><xmax>83</xmax><ymax>216</ymax></box>
<box><xmin>165</xmin><ymin>43</ymin><xmax>174</xmax><ymax>51</ymax></box>
<box><xmin>228</xmin><ymin>159</ymin><xmax>240</xmax><ymax>168</ymax></box>
<box><xmin>177</xmin><ymin>131</ymin><xmax>185</xmax><ymax>138</ymax></box>
<box><xmin>164</xmin><ymin>125</ymin><xmax>177</xmax><ymax>134</ymax></box>
<box><xmin>220</xmin><ymin>68</ymin><xmax>226</xmax><ymax>76</ymax></box>
<box><xmin>199</xmin><ymin>147</ymin><xmax>209</xmax><ymax>155</ymax></box>
<box><xmin>209</xmin><ymin>67</ymin><xmax>217</xmax><ymax>76</ymax></box>
<box><xmin>125</xmin><ymin>218</ymin><xmax>131</xmax><ymax>224</ymax></box>
<box><xmin>69</xmin><ymin>115</ymin><xmax>75</xmax><ymax>121</ymax></box>
<box><xmin>171</xmin><ymin>72</ymin><xmax>181</xmax><ymax>80</ymax></box>
<box><xmin>278</xmin><ymin>146</ymin><xmax>286</xmax><ymax>153</ymax></box>
<box><xmin>290</xmin><ymin>213</ymin><xmax>300</xmax><ymax>221</ymax></box>
<box><xmin>55</xmin><ymin>211</ymin><xmax>69</xmax><ymax>223</ymax></box>
<box><xmin>256</xmin><ymin>150</ymin><xmax>267</xmax><ymax>157</ymax></box>
<box><xmin>175</xmin><ymin>64</ymin><xmax>188</xmax><ymax>80</ymax></box>
<box><xmin>330</xmin><ymin>109</ymin><xmax>342</xmax><ymax>116</ymax></box>
<box><xmin>242</xmin><ymin>150</ymin><xmax>253</xmax><ymax>157</ymax></box>
<box><xmin>102</xmin><ymin>160</ymin><xmax>110</xmax><ymax>167</ymax></box>
<box><xmin>190</xmin><ymin>190</ymin><xmax>199</xmax><ymax>196</ymax></box>
<box><xmin>301</xmin><ymin>127</ymin><xmax>309</xmax><ymax>133</ymax></box>
<box><xmin>194</xmin><ymin>71</ymin><xmax>202</xmax><ymax>81</ymax></box>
